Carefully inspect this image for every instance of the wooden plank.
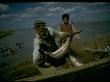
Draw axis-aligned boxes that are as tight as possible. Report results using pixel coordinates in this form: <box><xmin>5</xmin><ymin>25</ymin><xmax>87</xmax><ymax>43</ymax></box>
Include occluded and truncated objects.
<box><xmin>83</xmin><ymin>48</ymin><xmax>109</xmax><ymax>53</ymax></box>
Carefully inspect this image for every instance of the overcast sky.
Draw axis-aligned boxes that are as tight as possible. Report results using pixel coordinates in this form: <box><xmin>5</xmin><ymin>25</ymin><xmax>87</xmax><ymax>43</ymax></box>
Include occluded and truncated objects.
<box><xmin>0</xmin><ymin>2</ymin><xmax>110</xmax><ymax>29</ymax></box>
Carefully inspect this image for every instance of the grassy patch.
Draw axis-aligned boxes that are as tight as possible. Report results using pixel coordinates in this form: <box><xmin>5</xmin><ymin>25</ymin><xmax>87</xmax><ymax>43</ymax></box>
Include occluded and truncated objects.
<box><xmin>0</xmin><ymin>30</ymin><xmax>14</xmax><ymax>39</ymax></box>
<box><xmin>71</xmin><ymin>34</ymin><xmax>110</xmax><ymax>63</ymax></box>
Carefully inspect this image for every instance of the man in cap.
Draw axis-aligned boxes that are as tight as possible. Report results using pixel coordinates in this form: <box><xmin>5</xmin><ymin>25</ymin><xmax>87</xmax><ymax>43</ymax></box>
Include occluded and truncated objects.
<box><xmin>33</xmin><ymin>20</ymin><xmax>70</xmax><ymax>68</ymax></box>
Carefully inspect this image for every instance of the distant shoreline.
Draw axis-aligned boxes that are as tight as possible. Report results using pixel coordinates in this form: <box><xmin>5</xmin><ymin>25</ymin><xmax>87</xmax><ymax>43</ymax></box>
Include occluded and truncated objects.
<box><xmin>0</xmin><ymin>20</ymin><xmax>110</xmax><ymax>30</ymax></box>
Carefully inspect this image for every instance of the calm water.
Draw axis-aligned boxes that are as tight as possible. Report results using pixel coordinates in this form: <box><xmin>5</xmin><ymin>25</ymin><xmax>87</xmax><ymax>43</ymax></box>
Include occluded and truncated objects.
<box><xmin>0</xmin><ymin>20</ymin><xmax>110</xmax><ymax>66</ymax></box>
<box><xmin>0</xmin><ymin>29</ymin><xmax>35</xmax><ymax>65</ymax></box>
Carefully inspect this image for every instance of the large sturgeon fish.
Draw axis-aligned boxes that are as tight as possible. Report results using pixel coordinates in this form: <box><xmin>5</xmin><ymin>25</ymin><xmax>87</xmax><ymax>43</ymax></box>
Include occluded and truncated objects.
<box><xmin>49</xmin><ymin>30</ymin><xmax>83</xmax><ymax>59</ymax></box>
<box><xmin>49</xmin><ymin>36</ymin><xmax>70</xmax><ymax>59</ymax></box>
<box><xmin>48</xmin><ymin>30</ymin><xmax>83</xmax><ymax>67</ymax></box>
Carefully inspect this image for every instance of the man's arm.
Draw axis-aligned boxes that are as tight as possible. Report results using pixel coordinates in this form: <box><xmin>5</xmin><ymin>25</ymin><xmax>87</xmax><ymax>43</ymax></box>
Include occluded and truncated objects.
<box><xmin>47</xmin><ymin>27</ymin><xmax>66</xmax><ymax>38</ymax></box>
<box><xmin>71</xmin><ymin>23</ymin><xmax>80</xmax><ymax>40</ymax></box>
<box><xmin>33</xmin><ymin>37</ymin><xmax>40</xmax><ymax>65</ymax></box>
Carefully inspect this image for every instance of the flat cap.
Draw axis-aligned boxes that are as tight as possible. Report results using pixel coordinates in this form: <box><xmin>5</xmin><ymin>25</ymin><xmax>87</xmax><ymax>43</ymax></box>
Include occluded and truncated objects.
<box><xmin>34</xmin><ymin>20</ymin><xmax>46</xmax><ymax>25</ymax></box>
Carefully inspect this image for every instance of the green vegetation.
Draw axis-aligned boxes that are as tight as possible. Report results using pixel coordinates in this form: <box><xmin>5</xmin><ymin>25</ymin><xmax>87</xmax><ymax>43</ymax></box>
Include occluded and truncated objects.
<box><xmin>0</xmin><ymin>30</ymin><xmax>14</xmax><ymax>39</ymax></box>
<box><xmin>81</xmin><ymin>34</ymin><xmax>110</xmax><ymax>49</ymax></box>
<box><xmin>72</xmin><ymin>33</ymin><xmax>110</xmax><ymax>63</ymax></box>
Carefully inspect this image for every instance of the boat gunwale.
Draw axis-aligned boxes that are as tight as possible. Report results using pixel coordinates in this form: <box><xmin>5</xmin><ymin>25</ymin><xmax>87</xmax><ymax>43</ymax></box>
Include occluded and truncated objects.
<box><xmin>16</xmin><ymin>56</ymin><xmax>110</xmax><ymax>81</ymax></box>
